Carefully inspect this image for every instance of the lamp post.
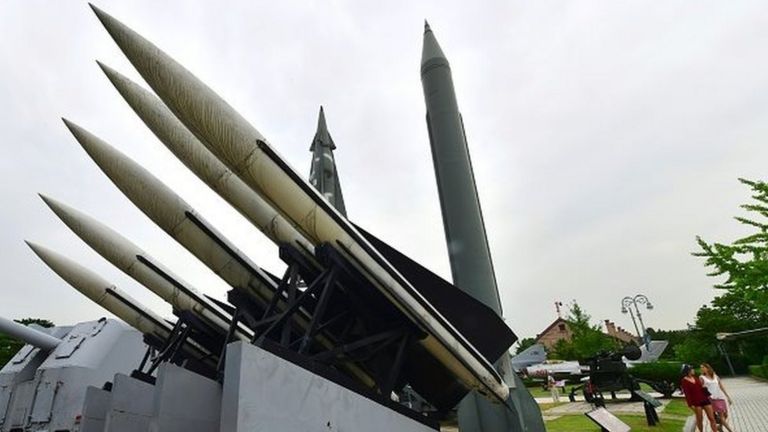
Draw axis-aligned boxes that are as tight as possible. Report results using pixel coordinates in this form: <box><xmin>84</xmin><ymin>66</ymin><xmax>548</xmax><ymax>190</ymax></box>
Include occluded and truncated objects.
<box><xmin>621</xmin><ymin>295</ymin><xmax>654</xmax><ymax>349</ymax></box>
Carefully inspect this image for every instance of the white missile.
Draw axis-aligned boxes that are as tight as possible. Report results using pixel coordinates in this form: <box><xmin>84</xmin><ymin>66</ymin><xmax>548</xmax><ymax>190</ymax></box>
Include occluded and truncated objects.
<box><xmin>61</xmin><ymin>119</ymin><xmax>374</xmax><ymax>386</ymax></box>
<box><xmin>62</xmin><ymin>119</ymin><xmax>275</xmax><ymax>306</ymax></box>
<box><xmin>91</xmin><ymin>5</ymin><xmax>507</xmax><ymax>401</ymax></box>
<box><xmin>95</xmin><ymin>63</ymin><xmax>315</xmax><ymax>257</ymax></box>
<box><xmin>38</xmin><ymin>194</ymin><xmax>251</xmax><ymax>342</ymax></box>
<box><xmin>25</xmin><ymin>240</ymin><xmax>210</xmax><ymax>358</ymax></box>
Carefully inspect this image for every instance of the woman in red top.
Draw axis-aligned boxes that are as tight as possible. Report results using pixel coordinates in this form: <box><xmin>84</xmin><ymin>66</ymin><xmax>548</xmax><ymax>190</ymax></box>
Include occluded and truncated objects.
<box><xmin>680</xmin><ymin>364</ymin><xmax>717</xmax><ymax>432</ymax></box>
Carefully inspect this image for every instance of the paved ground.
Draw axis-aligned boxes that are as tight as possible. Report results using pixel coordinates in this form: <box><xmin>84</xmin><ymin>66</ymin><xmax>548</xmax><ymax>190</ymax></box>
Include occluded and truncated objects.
<box><xmin>724</xmin><ymin>376</ymin><xmax>768</xmax><ymax>432</ymax></box>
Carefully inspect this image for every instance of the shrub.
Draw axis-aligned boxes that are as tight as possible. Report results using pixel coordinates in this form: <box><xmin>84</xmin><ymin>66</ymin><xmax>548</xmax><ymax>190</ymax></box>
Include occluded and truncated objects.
<box><xmin>749</xmin><ymin>365</ymin><xmax>768</xmax><ymax>379</ymax></box>
<box><xmin>628</xmin><ymin>361</ymin><xmax>684</xmax><ymax>385</ymax></box>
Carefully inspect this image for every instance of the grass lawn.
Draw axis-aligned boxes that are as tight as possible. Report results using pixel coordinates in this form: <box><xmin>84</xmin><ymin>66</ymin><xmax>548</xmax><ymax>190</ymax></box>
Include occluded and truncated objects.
<box><xmin>662</xmin><ymin>398</ymin><xmax>691</xmax><ymax>418</ymax></box>
<box><xmin>538</xmin><ymin>401</ymin><xmax>568</xmax><ymax>411</ymax></box>
<box><xmin>545</xmin><ymin>414</ymin><xmax>685</xmax><ymax>431</ymax></box>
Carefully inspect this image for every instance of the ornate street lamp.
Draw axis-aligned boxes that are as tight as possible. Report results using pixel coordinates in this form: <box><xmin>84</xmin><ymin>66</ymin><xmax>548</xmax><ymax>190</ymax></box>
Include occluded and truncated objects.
<box><xmin>621</xmin><ymin>294</ymin><xmax>654</xmax><ymax>349</ymax></box>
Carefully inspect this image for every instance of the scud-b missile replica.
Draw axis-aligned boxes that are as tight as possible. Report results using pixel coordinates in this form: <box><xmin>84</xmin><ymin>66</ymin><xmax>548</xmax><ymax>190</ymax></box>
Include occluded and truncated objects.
<box><xmin>1</xmin><ymin>5</ymin><xmax>545</xmax><ymax>432</ymax></box>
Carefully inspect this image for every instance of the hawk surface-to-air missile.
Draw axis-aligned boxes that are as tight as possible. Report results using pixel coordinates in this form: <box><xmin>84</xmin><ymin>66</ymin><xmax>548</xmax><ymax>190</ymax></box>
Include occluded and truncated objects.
<box><xmin>26</xmin><ymin>242</ymin><xmax>213</xmax><ymax>363</ymax></box>
<box><xmin>39</xmin><ymin>195</ymin><xmax>252</xmax><ymax>343</ymax></box>
<box><xmin>96</xmin><ymin>63</ymin><xmax>316</xmax><ymax>256</ymax></box>
<box><xmin>1</xmin><ymin>4</ymin><xmax>544</xmax><ymax>431</ymax></box>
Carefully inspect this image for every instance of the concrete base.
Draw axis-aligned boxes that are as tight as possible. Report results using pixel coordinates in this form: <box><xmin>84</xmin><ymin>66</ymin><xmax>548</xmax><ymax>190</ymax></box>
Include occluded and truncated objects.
<box><xmin>220</xmin><ymin>341</ymin><xmax>437</xmax><ymax>432</ymax></box>
<box><xmin>149</xmin><ymin>363</ymin><xmax>221</xmax><ymax>432</ymax></box>
<box><xmin>80</xmin><ymin>387</ymin><xmax>112</xmax><ymax>432</ymax></box>
<box><xmin>104</xmin><ymin>374</ymin><xmax>154</xmax><ymax>432</ymax></box>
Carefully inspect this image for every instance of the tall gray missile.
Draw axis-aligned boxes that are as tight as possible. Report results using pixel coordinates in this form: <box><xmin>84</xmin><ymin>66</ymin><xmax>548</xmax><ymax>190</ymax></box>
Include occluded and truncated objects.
<box><xmin>95</xmin><ymin>63</ymin><xmax>315</xmax><ymax>257</ymax></box>
<box><xmin>309</xmin><ymin>107</ymin><xmax>346</xmax><ymax>216</ymax></box>
<box><xmin>38</xmin><ymin>195</ymin><xmax>251</xmax><ymax>342</ymax></box>
<box><xmin>25</xmin><ymin>241</ymin><xmax>211</xmax><ymax>359</ymax></box>
<box><xmin>421</xmin><ymin>22</ymin><xmax>545</xmax><ymax>432</ymax></box>
<box><xmin>421</xmin><ymin>22</ymin><xmax>501</xmax><ymax>314</ymax></box>
<box><xmin>90</xmin><ymin>5</ymin><xmax>509</xmax><ymax>402</ymax></box>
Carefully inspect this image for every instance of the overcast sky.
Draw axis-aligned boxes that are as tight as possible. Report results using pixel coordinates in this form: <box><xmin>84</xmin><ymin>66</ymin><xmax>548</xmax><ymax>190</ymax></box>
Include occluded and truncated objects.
<box><xmin>2</xmin><ymin>1</ymin><xmax>768</xmax><ymax>344</ymax></box>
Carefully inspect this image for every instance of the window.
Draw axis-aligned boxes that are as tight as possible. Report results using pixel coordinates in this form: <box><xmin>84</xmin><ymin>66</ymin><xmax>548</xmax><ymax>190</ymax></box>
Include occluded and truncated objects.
<box><xmin>558</xmin><ymin>324</ymin><xmax>566</xmax><ymax>332</ymax></box>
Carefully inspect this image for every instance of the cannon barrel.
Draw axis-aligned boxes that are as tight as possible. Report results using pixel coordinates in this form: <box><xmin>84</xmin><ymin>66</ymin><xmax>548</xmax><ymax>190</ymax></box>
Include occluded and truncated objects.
<box><xmin>0</xmin><ymin>315</ymin><xmax>61</xmax><ymax>351</ymax></box>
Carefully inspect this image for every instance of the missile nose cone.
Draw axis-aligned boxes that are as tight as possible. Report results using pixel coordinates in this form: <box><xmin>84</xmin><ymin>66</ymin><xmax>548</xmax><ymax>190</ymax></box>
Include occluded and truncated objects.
<box><xmin>310</xmin><ymin>105</ymin><xmax>334</xmax><ymax>151</ymax></box>
<box><xmin>24</xmin><ymin>240</ymin><xmax>46</xmax><ymax>257</ymax></box>
<box><xmin>39</xmin><ymin>194</ymin><xmax>82</xmax><ymax>230</ymax></box>
<box><xmin>96</xmin><ymin>59</ymin><xmax>116</xmax><ymax>78</ymax></box>
<box><xmin>38</xmin><ymin>193</ymin><xmax>57</xmax><ymax>211</ymax></box>
<box><xmin>421</xmin><ymin>21</ymin><xmax>448</xmax><ymax>71</ymax></box>
<box><xmin>61</xmin><ymin>118</ymin><xmax>90</xmax><ymax>144</ymax></box>
<box><xmin>62</xmin><ymin>119</ymin><xmax>113</xmax><ymax>168</ymax></box>
<box><xmin>96</xmin><ymin>61</ymin><xmax>133</xmax><ymax>94</ymax></box>
<box><xmin>89</xmin><ymin>3</ymin><xmax>120</xmax><ymax>37</ymax></box>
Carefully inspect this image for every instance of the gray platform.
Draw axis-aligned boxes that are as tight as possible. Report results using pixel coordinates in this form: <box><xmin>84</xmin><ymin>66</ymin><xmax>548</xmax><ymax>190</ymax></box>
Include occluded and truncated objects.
<box><xmin>221</xmin><ymin>341</ymin><xmax>438</xmax><ymax>432</ymax></box>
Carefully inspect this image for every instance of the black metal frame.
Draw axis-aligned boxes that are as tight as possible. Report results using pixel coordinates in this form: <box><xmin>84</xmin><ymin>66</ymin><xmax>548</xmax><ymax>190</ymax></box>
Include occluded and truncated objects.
<box><xmin>134</xmin><ymin>242</ymin><xmax>416</xmax><ymax>407</ymax></box>
<box><xmin>221</xmin><ymin>243</ymin><xmax>415</xmax><ymax>398</ymax></box>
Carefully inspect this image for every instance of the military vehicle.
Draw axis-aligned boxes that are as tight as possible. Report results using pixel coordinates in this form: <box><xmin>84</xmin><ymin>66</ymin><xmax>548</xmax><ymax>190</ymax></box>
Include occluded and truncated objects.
<box><xmin>567</xmin><ymin>345</ymin><xmax>676</xmax><ymax>404</ymax></box>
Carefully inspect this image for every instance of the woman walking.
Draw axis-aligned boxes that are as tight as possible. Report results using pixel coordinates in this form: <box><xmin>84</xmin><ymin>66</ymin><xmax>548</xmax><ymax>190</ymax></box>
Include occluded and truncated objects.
<box><xmin>680</xmin><ymin>364</ymin><xmax>717</xmax><ymax>432</ymax></box>
<box><xmin>701</xmin><ymin>363</ymin><xmax>735</xmax><ymax>432</ymax></box>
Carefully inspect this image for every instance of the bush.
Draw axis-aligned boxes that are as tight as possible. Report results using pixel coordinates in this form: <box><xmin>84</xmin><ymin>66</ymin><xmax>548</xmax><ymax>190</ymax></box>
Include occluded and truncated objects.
<box><xmin>749</xmin><ymin>365</ymin><xmax>768</xmax><ymax>379</ymax></box>
<box><xmin>629</xmin><ymin>361</ymin><xmax>684</xmax><ymax>385</ymax></box>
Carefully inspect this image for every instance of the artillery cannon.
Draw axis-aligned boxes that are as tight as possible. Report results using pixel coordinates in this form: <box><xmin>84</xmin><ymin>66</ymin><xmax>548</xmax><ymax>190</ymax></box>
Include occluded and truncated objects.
<box><xmin>568</xmin><ymin>345</ymin><xmax>675</xmax><ymax>404</ymax></box>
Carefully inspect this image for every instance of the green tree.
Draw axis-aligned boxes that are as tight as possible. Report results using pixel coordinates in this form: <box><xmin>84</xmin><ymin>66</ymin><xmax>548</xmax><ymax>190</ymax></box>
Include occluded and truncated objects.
<box><xmin>689</xmin><ymin>178</ymin><xmax>768</xmax><ymax>371</ymax></box>
<box><xmin>15</xmin><ymin>318</ymin><xmax>54</xmax><ymax>328</ymax></box>
<box><xmin>694</xmin><ymin>178</ymin><xmax>768</xmax><ymax>315</ymax></box>
<box><xmin>646</xmin><ymin>327</ymin><xmax>690</xmax><ymax>360</ymax></box>
<box><xmin>550</xmin><ymin>302</ymin><xmax>619</xmax><ymax>361</ymax></box>
<box><xmin>515</xmin><ymin>337</ymin><xmax>537</xmax><ymax>354</ymax></box>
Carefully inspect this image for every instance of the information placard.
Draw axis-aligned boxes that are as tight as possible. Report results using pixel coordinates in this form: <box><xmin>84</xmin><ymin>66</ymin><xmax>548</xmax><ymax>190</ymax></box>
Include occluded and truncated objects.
<box><xmin>634</xmin><ymin>390</ymin><xmax>663</xmax><ymax>407</ymax></box>
<box><xmin>585</xmin><ymin>407</ymin><xmax>631</xmax><ymax>432</ymax></box>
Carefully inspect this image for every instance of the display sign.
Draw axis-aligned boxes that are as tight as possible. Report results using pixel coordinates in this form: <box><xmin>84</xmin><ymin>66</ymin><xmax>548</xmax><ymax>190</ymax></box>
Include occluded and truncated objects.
<box><xmin>634</xmin><ymin>390</ymin><xmax>663</xmax><ymax>408</ymax></box>
<box><xmin>585</xmin><ymin>407</ymin><xmax>631</xmax><ymax>432</ymax></box>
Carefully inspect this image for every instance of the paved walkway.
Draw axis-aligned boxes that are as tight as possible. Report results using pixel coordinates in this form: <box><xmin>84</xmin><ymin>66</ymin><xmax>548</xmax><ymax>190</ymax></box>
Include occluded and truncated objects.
<box><xmin>724</xmin><ymin>376</ymin><xmax>768</xmax><ymax>432</ymax></box>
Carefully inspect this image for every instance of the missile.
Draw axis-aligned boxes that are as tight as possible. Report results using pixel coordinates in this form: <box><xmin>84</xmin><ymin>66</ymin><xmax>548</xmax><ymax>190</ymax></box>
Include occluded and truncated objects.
<box><xmin>95</xmin><ymin>63</ymin><xmax>314</xmax><ymax>257</ymax></box>
<box><xmin>25</xmin><ymin>241</ymin><xmax>210</xmax><ymax>359</ymax></box>
<box><xmin>61</xmin><ymin>119</ymin><xmax>374</xmax><ymax>386</ymax></box>
<box><xmin>38</xmin><ymin>194</ymin><xmax>251</xmax><ymax>342</ymax></box>
<box><xmin>0</xmin><ymin>315</ymin><xmax>61</xmax><ymax>351</ymax></box>
<box><xmin>91</xmin><ymin>5</ymin><xmax>508</xmax><ymax>401</ymax></box>
<box><xmin>27</xmin><ymin>242</ymin><xmax>214</xmax><ymax>364</ymax></box>
<box><xmin>421</xmin><ymin>22</ymin><xmax>501</xmax><ymax>314</ymax></box>
<box><xmin>421</xmin><ymin>22</ymin><xmax>533</xmax><ymax>430</ymax></box>
<box><xmin>62</xmin><ymin>119</ymin><xmax>276</xmax><ymax>307</ymax></box>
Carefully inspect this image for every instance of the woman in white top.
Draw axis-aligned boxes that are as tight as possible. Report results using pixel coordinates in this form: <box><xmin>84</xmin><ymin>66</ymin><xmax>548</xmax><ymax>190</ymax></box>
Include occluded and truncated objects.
<box><xmin>700</xmin><ymin>363</ymin><xmax>735</xmax><ymax>432</ymax></box>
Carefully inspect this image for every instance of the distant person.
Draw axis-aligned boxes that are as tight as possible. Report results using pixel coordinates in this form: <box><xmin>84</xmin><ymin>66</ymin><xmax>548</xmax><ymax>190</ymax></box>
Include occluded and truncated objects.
<box><xmin>680</xmin><ymin>364</ymin><xmax>717</xmax><ymax>432</ymax></box>
<box><xmin>547</xmin><ymin>373</ymin><xmax>559</xmax><ymax>402</ymax></box>
<box><xmin>700</xmin><ymin>363</ymin><xmax>735</xmax><ymax>432</ymax></box>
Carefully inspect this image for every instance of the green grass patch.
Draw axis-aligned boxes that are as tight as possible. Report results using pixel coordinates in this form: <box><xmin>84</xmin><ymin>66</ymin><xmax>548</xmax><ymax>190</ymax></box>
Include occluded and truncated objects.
<box><xmin>538</xmin><ymin>401</ymin><xmax>568</xmax><ymax>412</ymax></box>
<box><xmin>662</xmin><ymin>398</ymin><xmax>691</xmax><ymax>417</ymax></box>
<box><xmin>545</xmin><ymin>414</ymin><xmax>685</xmax><ymax>431</ymax></box>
